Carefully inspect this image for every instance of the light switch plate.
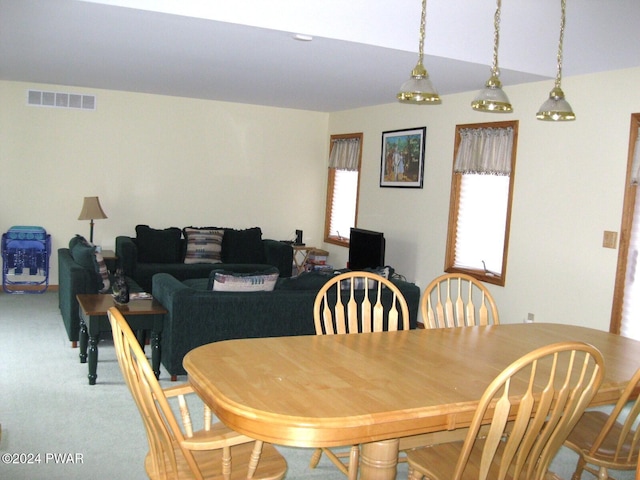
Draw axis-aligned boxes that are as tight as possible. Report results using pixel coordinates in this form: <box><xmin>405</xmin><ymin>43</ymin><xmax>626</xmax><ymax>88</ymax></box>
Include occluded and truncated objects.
<box><xmin>603</xmin><ymin>231</ymin><xmax>618</xmax><ymax>249</ymax></box>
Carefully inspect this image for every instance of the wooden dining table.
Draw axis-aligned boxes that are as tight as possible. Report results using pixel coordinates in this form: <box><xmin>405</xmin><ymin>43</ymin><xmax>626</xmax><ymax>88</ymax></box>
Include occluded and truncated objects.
<box><xmin>183</xmin><ymin>323</ymin><xmax>640</xmax><ymax>480</ymax></box>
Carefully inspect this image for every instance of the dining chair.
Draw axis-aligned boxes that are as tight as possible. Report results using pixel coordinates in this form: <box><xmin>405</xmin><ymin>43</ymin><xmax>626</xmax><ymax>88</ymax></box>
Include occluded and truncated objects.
<box><xmin>107</xmin><ymin>307</ymin><xmax>288</xmax><ymax>480</ymax></box>
<box><xmin>313</xmin><ymin>270</ymin><xmax>411</xmax><ymax>335</ymax></box>
<box><xmin>309</xmin><ymin>271</ymin><xmax>411</xmax><ymax>479</ymax></box>
<box><xmin>420</xmin><ymin>273</ymin><xmax>499</xmax><ymax>328</ymax></box>
<box><xmin>405</xmin><ymin>341</ymin><xmax>605</xmax><ymax>480</ymax></box>
<box><xmin>563</xmin><ymin>366</ymin><xmax>640</xmax><ymax>480</ymax></box>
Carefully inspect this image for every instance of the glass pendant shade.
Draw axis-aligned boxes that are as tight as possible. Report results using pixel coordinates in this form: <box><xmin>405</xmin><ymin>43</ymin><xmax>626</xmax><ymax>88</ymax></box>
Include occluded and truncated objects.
<box><xmin>397</xmin><ymin>62</ymin><xmax>440</xmax><ymax>104</ymax></box>
<box><xmin>536</xmin><ymin>87</ymin><xmax>575</xmax><ymax>121</ymax></box>
<box><xmin>471</xmin><ymin>73</ymin><xmax>512</xmax><ymax>112</ymax></box>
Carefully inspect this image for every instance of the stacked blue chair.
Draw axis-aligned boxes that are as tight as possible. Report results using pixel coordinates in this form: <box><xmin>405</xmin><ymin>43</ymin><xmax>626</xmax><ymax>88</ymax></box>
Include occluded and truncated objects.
<box><xmin>2</xmin><ymin>226</ymin><xmax>51</xmax><ymax>293</ymax></box>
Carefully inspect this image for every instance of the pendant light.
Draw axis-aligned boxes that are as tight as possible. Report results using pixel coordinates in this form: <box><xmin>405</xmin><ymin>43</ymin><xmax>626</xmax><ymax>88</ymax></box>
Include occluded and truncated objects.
<box><xmin>397</xmin><ymin>0</ymin><xmax>440</xmax><ymax>104</ymax></box>
<box><xmin>537</xmin><ymin>0</ymin><xmax>575</xmax><ymax>121</ymax></box>
<box><xmin>471</xmin><ymin>0</ymin><xmax>512</xmax><ymax>112</ymax></box>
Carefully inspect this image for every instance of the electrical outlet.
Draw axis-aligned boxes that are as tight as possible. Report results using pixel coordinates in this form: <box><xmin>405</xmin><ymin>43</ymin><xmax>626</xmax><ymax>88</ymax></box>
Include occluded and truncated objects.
<box><xmin>524</xmin><ymin>313</ymin><xmax>535</xmax><ymax>323</ymax></box>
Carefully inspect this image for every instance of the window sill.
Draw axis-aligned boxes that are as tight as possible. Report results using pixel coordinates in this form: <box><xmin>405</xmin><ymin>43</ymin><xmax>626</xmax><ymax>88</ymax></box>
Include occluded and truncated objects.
<box><xmin>324</xmin><ymin>236</ymin><xmax>349</xmax><ymax>248</ymax></box>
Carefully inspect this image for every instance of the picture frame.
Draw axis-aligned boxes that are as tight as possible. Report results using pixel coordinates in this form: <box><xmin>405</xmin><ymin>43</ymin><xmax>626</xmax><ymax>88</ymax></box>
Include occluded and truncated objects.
<box><xmin>379</xmin><ymin>127</ymin><xmax>426</xmax><ymax>188</ymax></box>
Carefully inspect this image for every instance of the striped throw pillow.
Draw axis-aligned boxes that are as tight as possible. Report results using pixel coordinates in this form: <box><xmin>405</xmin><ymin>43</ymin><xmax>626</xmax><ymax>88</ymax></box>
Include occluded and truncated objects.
<box><xmin>183</xmin><ymin>228</ymin><xmax>224</xmax><ymax>264</ymax></box>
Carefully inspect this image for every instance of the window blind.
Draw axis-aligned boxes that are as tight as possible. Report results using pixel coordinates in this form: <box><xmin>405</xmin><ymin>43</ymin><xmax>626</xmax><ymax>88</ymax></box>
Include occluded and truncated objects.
<box><xmin>328</xmin><ymin>169</ymin><xmax>358</xmax><ymax>240</ymax></box>
<box><xmin>454</xmin><ymin>173</ymin><xmax>509</xmax><ymax>275</ymax></box>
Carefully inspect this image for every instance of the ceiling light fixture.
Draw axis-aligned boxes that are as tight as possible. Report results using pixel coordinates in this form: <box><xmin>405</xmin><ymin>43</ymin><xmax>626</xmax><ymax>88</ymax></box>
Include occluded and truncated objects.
<box><xmin>536</xmin><ymin>0</ymin><xmax>575</xmax><ymax>121</ymax></box>
<box><xmin>293</xmin><ymin>34</ymin><xmax>313</xmax><ymax>42</ymax></box>
<box><xmin>471</xmin><ymin>0</ymin><xmax>512</xmax><ymax>113</ymax></box>
<box><xmin>397</xmin><ymin>0</ymin><xmax>440</xmax><ymax>104</ymax></box>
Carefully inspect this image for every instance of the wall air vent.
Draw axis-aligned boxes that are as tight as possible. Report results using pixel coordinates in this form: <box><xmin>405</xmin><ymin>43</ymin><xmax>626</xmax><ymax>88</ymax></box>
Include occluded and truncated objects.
<box><xmin>27</xmin><ymin>90</ymin><xmax>96</xmax><ymax>111</ymax></box>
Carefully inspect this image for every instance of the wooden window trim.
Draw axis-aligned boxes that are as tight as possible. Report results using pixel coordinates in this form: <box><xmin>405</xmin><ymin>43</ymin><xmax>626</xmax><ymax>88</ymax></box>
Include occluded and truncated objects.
<box><xmin>609</xmin><ymin>113</ymin><xmax>640</xmax><ymax>334</ymax></box>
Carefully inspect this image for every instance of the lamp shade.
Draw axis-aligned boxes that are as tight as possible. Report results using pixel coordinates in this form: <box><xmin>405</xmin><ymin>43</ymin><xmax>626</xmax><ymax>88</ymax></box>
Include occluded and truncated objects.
<box><xmin>471</xmin><ymin>74</ymin><xmax>512</xmax><ymax>112</ymax></box>
<box><xmin>397</xmin><ymin>71</ymin><xmax>440</xmax><ymax>104</ymax></box>
<box><xmin>78</xmin><ymin>196</ymin><xmax>107</xmax><ymax>221</ymax></box>
<box><xmin>536</xmin><ymin>86</ymin><xmax>575</xmax><ymax>121</ymax></box>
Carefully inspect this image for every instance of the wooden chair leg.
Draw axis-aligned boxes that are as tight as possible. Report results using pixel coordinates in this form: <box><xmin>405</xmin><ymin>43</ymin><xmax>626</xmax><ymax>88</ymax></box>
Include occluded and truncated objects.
<box><xmin>597</xmin><ymin>466</ymin><xmax>609</xmax><ymax>480</ymax></box>
<box><xmin>322</xmin><ymin>448</ymin><xmax>350</xmax><ymax>476</ymax></box>
<box><xmin>309</xmin><ymin>447</ymin><xmax>323</xmax><ymax>468</ymax></box>
<box><xmin>571</xmin><ymin>456</ymin><xmax>586</xmax><ymax>480</ymax></box>
<box><xmin>347</xmin><ymin>445</ymin><xmax>359</xmax><ymax>480</ymax></box>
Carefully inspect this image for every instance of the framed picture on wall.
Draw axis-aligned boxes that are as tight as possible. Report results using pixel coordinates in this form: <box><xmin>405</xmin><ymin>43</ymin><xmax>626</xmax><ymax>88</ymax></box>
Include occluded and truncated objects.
<box><xmin>379</xmin><ymin>127</ymin><xmax>426</xmax><ymax>188</ymax></box>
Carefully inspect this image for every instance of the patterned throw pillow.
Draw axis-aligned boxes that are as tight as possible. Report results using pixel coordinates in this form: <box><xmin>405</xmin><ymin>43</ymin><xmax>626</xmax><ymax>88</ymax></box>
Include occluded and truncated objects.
<box><xmin>183</xmin><ymin>228</ymin><xmax>224</xmax><ymax>264</ymax></box>
<box><xmin>211</xmin><ymin>267</ymin><xmax>279</xmax><ymax>292</ymax></box>
<box><xmin>93</xmin><ymin>249</ymin><xmax>110</xmax><ymax>293</ymax></box>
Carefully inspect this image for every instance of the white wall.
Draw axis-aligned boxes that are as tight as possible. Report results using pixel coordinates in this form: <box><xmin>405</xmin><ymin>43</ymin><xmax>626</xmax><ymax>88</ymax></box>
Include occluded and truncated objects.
<box><xmin>325</xmin><ymin>67</ymin><xmax>640</xmax><ymax>331</ymax></box>
<box><xmin>0</xmin><ymin>81</ymin><xmax>329</xmax><ymax>283</ymax></box>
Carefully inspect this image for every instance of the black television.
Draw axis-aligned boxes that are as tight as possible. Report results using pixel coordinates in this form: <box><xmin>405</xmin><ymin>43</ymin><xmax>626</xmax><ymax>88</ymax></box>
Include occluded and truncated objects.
<box><xmin>348</xmin><ymin>228</ymin><xmax>385</xmax><ymax>270</ymax></box>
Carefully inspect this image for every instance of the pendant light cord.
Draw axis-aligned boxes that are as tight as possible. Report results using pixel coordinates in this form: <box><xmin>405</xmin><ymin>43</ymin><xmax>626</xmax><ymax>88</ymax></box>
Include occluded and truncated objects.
<box><xmin>555</xmin><ymin>0</ymin><xmax>566</xmax><ymax>88</ymax></box>
<box><xmin>417</xmin><ymin>0</ymin><xmax>426</xmax><ymax>66</ymax></box>
<box><xmin>492</xmin><ymin>0</ymin><xmax>502</xmax><ymax>77</ymax></box>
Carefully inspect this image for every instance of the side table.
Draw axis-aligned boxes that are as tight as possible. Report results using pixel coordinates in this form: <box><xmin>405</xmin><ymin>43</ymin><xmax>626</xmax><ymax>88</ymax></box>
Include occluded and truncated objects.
<box><xmin>292</xmin><ymin>246</ymin><xmax>329</xmax><ymax>275</ymax></box>
<box><xmin>292</xmin><ymin>246</ymin><xmax>313</xmax><ymax>275</ymax></box>
<box><xmin>76</xmin><ymin>294</ymin><xmax>167</xmax><ymax>385</ymax></box>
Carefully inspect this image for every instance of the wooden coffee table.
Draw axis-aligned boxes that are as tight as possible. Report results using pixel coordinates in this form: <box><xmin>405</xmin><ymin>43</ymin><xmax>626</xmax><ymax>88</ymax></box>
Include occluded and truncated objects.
<box><xmin>76</xmin><ymin>294</ymin><xmax>167</xmax><ymax>385</ymax></box>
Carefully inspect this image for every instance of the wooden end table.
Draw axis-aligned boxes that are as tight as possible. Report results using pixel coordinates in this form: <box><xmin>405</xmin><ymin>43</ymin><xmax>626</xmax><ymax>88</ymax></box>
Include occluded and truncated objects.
<box><xmin>76</xmin><ymin>294</ymin><xmax>167</xmax><ymax>385</ymax></box>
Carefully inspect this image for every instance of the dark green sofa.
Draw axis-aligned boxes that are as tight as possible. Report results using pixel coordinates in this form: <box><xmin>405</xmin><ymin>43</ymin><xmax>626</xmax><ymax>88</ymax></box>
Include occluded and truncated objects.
<box><xmin>152</xmin><ymin>271</ymin><xmax>421</xmax><ymax>380</ymax></box>
<box><xmin>116</xmin><ymin>226</ymin><xmax>293</xmax><ymax>292</ymax></box>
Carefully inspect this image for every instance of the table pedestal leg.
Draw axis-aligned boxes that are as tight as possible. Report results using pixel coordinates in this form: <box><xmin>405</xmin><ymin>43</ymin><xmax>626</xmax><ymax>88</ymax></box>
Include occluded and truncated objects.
<box><xmin>79</xmin><ymin>320</ymin><xmax>88</xmax><ymax>364</ymax></box>
<box><xmin>88</xmin><ymin>333</ymin><xmax>99</xmax><ymax>385</ymax></box>
<box><xmin>359</xmin><ymin>439</ymin><xmax>399</xmax><ymax>480</ymax></box>
<box><xmin>151</xmin><ymin>330</ymin><xmax>161</xmax><ymax>379</ymax></box>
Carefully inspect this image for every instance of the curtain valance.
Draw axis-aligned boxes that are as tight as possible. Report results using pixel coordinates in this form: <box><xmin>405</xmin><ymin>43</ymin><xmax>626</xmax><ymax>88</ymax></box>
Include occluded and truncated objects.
<box><xmin>454</xmin><ymin>127</ymin><xmax>513</xmax><ymax>176</ymax></box>
<box><xmin>329</xmin><ymin>137</ymin><xmax>360</xmax><ymax>171</ymax></box>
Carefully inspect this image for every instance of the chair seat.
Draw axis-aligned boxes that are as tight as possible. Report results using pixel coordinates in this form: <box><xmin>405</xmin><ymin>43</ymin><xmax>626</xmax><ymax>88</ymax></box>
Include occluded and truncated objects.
<box><xmin>145</xmin><ymin>440</ymin><xmax>287</xmax><ymax>480</ymax></box>
<box><xmin>565</xmin><ymin>410</ymin><xmax>638</xmax><ymax>463</ymax></box>
<box><xmin>407</xmin><ymin>438</ymin><xmax>562</xmax><ymax>480</ymax></box>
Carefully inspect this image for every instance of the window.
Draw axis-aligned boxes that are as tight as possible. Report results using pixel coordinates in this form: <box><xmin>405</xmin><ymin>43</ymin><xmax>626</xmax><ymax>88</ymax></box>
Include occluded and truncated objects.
<box><xmin>445</xmin><ymin>121</ymin><xmax>518</xmax><ymax>286</ymax></box>
<box><xmin>324</xmin><ymin>133</ymin><xmax>363</xmax><ymax>247</ymax></box>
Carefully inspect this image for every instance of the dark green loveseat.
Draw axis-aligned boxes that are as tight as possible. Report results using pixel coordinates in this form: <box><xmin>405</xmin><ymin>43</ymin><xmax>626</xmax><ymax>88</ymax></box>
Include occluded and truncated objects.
<box><xmin>152</xmin><ymin>271</ymin><xmax>421</xmax><ymax>380</ymax></box>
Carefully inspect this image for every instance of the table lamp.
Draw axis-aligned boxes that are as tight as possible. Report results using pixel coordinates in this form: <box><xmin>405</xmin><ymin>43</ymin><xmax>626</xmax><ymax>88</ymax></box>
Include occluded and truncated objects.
<box><xmin>78</xmin><ymin>196</ymin><xmax>107</xmax><ymax>243</ymax></box>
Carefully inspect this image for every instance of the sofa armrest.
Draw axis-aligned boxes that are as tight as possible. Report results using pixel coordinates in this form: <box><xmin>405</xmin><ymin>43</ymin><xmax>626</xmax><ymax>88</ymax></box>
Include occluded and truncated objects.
<box><xmin>152</xmin><ymin>272</ymin><xmax>190</xmax><ymax>304</ymax></box>
<box><xmin>116</xmin><ymin>236</ymin><xmax>137</xmax><ymax>277</ymax></box>
<box><xmin>58</xmin><ymin>248</ymin><xmax>99</xmax><ymax>343</ymax></box>
<box><xmin>263</xmin><ymin>239</ymin><xmax>293</xmax><ymax>277</ymax></box>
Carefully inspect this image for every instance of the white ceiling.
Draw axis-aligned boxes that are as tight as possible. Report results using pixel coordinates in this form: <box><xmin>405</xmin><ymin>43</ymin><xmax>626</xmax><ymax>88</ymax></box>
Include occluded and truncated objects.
<box><xmin>1</xmin><ymin>0</ymin><xmax>638</xmax><ymax>112</ymax></box>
